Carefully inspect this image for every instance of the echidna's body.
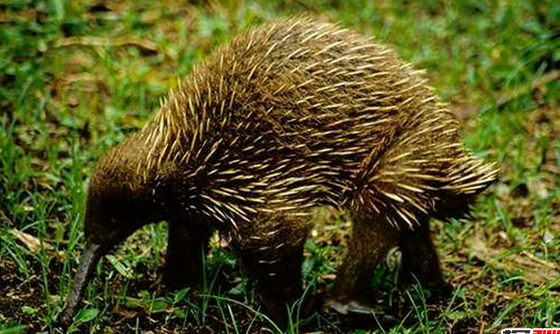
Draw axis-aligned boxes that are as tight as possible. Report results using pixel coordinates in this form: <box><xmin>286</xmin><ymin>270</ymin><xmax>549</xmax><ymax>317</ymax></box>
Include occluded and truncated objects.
<box><xmin>62</xmin><ymin>17</ymin><xmax>497</xmax><ymax>327</ymax></box>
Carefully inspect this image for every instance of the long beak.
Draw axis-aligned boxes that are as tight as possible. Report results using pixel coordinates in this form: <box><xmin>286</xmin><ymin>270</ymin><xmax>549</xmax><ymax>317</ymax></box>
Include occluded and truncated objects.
<box><xmin>60</xmin><ymin>242</ymin><xmax>104</xmax><ymax>327</ymax></box>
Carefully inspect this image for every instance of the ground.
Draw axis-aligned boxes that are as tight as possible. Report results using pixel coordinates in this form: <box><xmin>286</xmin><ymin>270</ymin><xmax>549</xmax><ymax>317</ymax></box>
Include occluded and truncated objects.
<box><xmin>1</xmin><ymin>0</ymin><xmax>559</xmax><ymax>333</ymax></box>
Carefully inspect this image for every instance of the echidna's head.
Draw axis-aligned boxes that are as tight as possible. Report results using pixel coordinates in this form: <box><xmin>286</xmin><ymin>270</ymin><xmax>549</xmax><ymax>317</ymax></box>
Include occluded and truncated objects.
<box><xmin>84</xmin><ymin>141</ymin><xmax>155</xmax><ymax>248</ymax></box>
<box><xmin>61</xmin><ymin>139</ymin><xmax>155</xmax><ymax>326</ymax></box>
<box><xmin>84</xmin><ymin>165</ymin><xmax>147</xmax><ymax>247</ymax></box>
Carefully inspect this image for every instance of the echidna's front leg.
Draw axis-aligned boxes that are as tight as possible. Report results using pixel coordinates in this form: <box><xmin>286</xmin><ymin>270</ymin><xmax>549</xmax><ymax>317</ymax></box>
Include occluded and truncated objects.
<box><xmin>162</xmin><ymin>222</ymin><xmax>213</xmax><ymax>291</ymax></box>
<box><xmin>234</xmin><ymin>215</ymin><xmax>310</xmax><ymax>327</ymax></box>
<box><xmin>329</xmin><ymin>214</ymin><xmax>400</xmax><ymax>313</ymax></box>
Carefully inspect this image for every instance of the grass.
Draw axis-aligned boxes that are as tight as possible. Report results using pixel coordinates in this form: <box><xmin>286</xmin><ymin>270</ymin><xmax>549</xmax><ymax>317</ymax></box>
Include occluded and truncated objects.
<box><xmin>1</xmin><ymin>0</ymin><xmax>559</xmax><ymax>333</ymax></box>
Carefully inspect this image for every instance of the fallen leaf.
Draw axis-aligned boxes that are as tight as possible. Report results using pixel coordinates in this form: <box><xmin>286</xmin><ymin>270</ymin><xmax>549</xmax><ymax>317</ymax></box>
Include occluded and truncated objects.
<box><xmin>10</xmin><ymin>228</ymin><xmax>53</xmax><ymax>253</ymax></box>
<box><xmin>10</xmin><ymin>228</ymin><xmax>65</xmax><ymax>261</ymax></box>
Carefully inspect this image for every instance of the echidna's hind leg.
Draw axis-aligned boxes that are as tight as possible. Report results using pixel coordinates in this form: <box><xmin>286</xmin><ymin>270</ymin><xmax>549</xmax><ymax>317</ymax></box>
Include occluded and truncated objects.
<box><xmin>398</xmin><ymin>222</ymin><xmax>450</xmax><ymax>291</ymax></box>
<box><xmin>162</xmin><ymin>222</ymin><xmax>213</xmax><ymax>291</ymax></box>
<box><xmin>329</xmin><ymin>211</ymin><xmax>400</xmax><ymax>313</ymax></box>
<box><xmin>234</xmin><ymin>213</ymin><xmax>310</xmax><ymax>327</ymax></box>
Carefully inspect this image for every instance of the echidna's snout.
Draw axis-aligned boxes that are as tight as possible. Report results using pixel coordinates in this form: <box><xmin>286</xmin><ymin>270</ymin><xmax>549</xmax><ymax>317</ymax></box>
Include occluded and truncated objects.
<box><xmin>60</xmin><ymin>242</ymin><xmax>104</xmax><ymax>327</ymax></box>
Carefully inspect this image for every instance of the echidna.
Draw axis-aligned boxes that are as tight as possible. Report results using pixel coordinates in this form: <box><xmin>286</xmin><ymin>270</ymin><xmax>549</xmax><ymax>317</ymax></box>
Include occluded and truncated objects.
<box><xmin>61</xmin><ymin>16</ymin><xmax>497</xmax><ymax>327</ymax></box>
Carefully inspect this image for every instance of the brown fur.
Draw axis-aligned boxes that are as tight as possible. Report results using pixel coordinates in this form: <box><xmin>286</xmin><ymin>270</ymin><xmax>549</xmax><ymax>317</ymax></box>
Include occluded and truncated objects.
<box><xmin>62</xmin><ymin>16</ymin><xmax>497</xmax><ymax>327</ymax></box>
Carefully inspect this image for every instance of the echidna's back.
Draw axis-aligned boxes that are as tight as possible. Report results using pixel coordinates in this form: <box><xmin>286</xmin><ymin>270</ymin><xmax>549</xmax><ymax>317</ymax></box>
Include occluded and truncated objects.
<box><xmin>144</xmin><ymin>17</ymin><xmax>496</xmax><ymax>226</ymax></box>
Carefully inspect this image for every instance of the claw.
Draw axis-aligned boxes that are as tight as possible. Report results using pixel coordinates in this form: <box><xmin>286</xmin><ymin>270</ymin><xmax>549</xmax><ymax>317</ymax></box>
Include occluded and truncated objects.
<box><xmin>326</xmin><ymin>299</ymin><xmax>375</xmax><ymax>315</ymax></box>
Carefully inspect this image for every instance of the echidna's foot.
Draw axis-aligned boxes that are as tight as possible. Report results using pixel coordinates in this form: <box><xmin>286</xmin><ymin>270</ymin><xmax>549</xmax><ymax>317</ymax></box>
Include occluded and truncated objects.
<box><xmin>422</xmin><ymin>281</ymin><xmax>454</xmax><ymax>302</ymax></box>
<box><xmin>156</xmin><ymin>275</ymin><xmax>188</xmax><ymax>295</ymax></box>
<box><xmin>158</xmin><ymin>260</ymin><xmax>195</xmax><ymax>294</ymax></box>
<box><xmin>300</xmin><ymin>291</ymin><xmax>321</xmax><ymax>318</ymax></box>
<box><xmin>259</xmin><ymin>283</ymin><xmax>304</xmax><ymax>328</ymax></box>
<box><xmin>326</xmin><ymin>298</ymin><xmax>380</xmax><ymax>315</ymax></box>
<box><xmin>160</xmin><ymin>268</ymin><xmax>195</xmax><ymax>293</ymax></box>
